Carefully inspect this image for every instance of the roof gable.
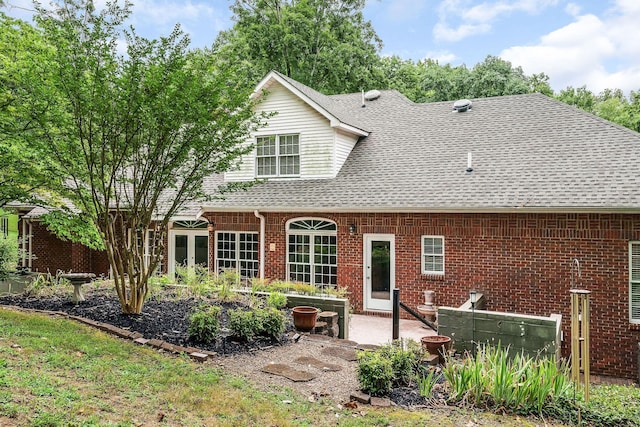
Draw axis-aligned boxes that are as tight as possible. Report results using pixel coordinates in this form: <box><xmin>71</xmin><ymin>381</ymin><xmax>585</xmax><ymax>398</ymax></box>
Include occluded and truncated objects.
<box><xmin>253</xmin><ymin>71</ymin><xmax>369</xmax><ymax>137</ymax></box>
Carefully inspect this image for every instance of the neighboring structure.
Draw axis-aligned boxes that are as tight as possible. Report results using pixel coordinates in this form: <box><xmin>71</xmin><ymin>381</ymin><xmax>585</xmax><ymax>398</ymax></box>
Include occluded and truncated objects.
<box><xmin>16</xmin><ymin>71</ymin><xmax>640</xmax><ymax>379</ymax></box>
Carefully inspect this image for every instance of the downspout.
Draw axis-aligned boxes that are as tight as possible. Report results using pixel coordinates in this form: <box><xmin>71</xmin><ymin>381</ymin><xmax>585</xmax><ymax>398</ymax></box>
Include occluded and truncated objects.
<box><xmin>254</xmin><ymin>210</ymin><xmax>265</xmax><ymax>280</ymax></box>
<box><xmin>27</xmin><ymin>219</ymin><xmax>32</xmax><ymax>270</ymax></box>
<box><xmin>21</xmin><ymin>218</ymin><xmax>26</xmax><ymax>269</ymax></box>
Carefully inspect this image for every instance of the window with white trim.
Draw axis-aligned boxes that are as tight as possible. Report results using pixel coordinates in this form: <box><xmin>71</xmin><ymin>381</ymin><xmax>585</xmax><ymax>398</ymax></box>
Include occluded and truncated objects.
<box><xmin>287</xmin><ymin>219</ymin><xmax>337</xmax><ymax>288</ymax></box>
<box><xmin>145</xmin><ymin>230</ymin><xmax>163</xmax><ymax>276</ymax></box>
<box><xmin>256</xmin><ymin>134</ymin><xmax>300</xmax><ymax>177</ymax></box>
<box><xmin>216</xmin><ymin>232</ymin><xmax>259</xmax><ymax>280</ymax></box>
<box><xmin>630</xmin><ymin>242</ymin><xmax>640</xmax><ymax>323</ymax></box>
<box><xmin>422</xmin><ymin>236</ymin><xmax>444</xmax><ymax>275</ymax></box>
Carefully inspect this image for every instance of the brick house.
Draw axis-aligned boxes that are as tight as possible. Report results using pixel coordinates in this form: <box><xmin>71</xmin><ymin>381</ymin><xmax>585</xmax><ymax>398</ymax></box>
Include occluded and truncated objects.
<box><xmin>17</xmin><ymin>71</ymin><xmax>640</xmax><ymax>379</ymax></box>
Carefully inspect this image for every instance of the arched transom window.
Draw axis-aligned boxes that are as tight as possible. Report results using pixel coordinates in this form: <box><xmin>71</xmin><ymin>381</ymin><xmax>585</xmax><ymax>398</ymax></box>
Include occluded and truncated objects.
<box><xmin>287</xmin><ymin>218</ymin><xmax>337</xmax><ymax>288</ymax></box>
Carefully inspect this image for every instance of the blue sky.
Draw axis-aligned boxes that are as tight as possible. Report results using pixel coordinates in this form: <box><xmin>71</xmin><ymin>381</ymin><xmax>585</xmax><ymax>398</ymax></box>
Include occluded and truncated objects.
<box><xmin>4</xmin><ymin>0</ymin><xmax>639</xmax><ymax>94</ymax></box>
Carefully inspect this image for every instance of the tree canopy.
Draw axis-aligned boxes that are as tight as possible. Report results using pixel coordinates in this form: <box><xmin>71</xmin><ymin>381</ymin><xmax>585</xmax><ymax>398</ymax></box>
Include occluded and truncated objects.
<box><xmin>5</xmin><ymin>0</ymin><xmax>264</xmax><ymax>313</ymax></box>
<box><xmin>0</xmin><ymin>13</ymin><xmax>60</xmax><ymax>208</ymax></box>
<box><xmin>213</xmin><ymin>0</ymin><xmax>383</xmax><ymax>94</ymax></box>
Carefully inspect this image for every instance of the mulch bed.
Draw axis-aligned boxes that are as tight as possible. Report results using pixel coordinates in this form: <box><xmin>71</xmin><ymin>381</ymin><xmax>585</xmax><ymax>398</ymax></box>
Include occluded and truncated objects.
<box><xmin>0</xmin><ymin>286</ymin><xmax>293</xmax><ymax>356</ymax></box>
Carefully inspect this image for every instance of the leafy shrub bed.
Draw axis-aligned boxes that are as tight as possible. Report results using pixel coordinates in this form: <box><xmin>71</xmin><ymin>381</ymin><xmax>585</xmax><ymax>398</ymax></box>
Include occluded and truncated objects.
<box><xmin>357</xmin><ymin>341</ymin><xmax>640</xmax><ymax>426</ymax></box>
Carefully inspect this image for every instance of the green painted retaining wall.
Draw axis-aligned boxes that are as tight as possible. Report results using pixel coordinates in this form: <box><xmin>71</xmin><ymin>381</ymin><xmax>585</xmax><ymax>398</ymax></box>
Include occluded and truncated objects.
<box><xmin>438</xmin><ymin>307</ymin><xmax>562</xmax><ymax>360</ymax></box>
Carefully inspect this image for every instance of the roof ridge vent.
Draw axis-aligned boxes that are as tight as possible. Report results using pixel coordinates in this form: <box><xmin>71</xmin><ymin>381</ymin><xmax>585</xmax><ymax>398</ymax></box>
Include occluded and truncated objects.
<box><xmin>364</xmin><ymin>89</ymin><xmax>381</xmax><ymax>101</ymax></box>
<box><xmin>453</xmin><ymin>99</ymin><xmax>472</xmax><ymax>112</ymax></box>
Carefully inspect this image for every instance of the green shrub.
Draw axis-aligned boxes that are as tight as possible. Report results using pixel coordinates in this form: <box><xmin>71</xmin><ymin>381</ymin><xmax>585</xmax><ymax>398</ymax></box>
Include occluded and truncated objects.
<box><xmin>266</xmin><ymin>292</ymin><xmax>287</xmax><ymax>309</ymax></box>
<box><xmin>229</xmin><ymin>307</ymin><xmax>286</xmax><ymax>342</ymax></box>
<box><xmin>356</xmin><ymin>350</ymin><xmax>394</xmax><ymax>397</ymax></box>
<box><xmin>0</xmin><ymin>238</ymin><xmax>17</xmax><ymax>279</ymax></box>
<box><xmin>356</xmin><ymin>339</ymin><xmax>424</xmax><ymax>396</ymax></box>
<box><xmin>188</xmin><ymin>305</ymin><xmax>221</xmax><ymax>343</ymax></box>
<box><xmin>258</xmin><ymin>307</ymin><xmax>286</xmax><ymax>339</ymax></box>
<box><xmin>381</xmin><ymin>340</ymin><xmax>423</xmax><ymax>386</ymax></box>
<box><xmin>228</xmin><ymin>309</ymin><xmax>261</xmax><ymax>341</ymax></box>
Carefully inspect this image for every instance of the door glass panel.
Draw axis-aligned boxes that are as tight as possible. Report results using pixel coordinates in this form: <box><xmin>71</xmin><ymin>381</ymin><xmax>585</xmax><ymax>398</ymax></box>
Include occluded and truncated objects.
<box><xmin>174</xmin><ymin>235</ymin><xmax>188</xmax><ymax>267</ymax></box>
<box><xmin>195</xmin><ymin>235</ymin><xmax>208</xmax><ymax>267</ymax></box>
<box><xmin>370</xmin><ymin>240</ymin><xmax>391</xmax><ymax>301</ymax></box>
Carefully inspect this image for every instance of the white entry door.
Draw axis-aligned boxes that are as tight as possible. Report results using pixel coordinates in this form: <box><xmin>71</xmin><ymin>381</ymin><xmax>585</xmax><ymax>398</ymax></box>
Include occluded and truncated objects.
<box><xmin>168</xmin><ymin>230</ymin><xmax>209</xmax><ymax>275</ymax></box>
<box><xmin>363</xmin><ymin>234</ymin><xmax>395</xmax><ymax>311</ymax></box>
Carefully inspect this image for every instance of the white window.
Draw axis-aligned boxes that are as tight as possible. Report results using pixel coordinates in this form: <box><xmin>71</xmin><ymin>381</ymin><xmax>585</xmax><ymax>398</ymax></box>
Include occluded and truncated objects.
<box><xmin>256</xmin><ymin>134</ymin><xmax>300</xmax><ymax>177</ymax></box>
<box><xmin>422</xmin><ymin>236</ymin><xmax>444</xmax><ymax>275</ymax></box>
<box><xmin>216</xmin><ymin>232</ymin><xmax>259</xmax><ymax>281</ymax></box>
<box><xmin>630</xmin><ymin>242</ymin><xmax>640</xmax><ymax>323</ymax></box>
<box><xmin>145</xmin><ymin>230</ymin><xmax>163</xmax><ymax>276</ymax></box>
<box><xmin>287</xmin><ymin>219</ymin><xmax>337</xmax><ymax>288</ymax></box>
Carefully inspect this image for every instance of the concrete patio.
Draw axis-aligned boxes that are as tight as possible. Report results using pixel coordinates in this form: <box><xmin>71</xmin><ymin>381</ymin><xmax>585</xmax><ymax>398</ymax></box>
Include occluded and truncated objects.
<box><xmin>348</xmin><ymin>314</ymin><xmax>436</xmax><ymax>345</ymax></box>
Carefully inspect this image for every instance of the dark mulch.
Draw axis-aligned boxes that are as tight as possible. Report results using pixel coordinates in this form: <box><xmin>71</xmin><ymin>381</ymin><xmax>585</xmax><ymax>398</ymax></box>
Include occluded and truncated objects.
<box><xmin>0</xmin><ymin>286</ymin><xmax>294</xmax><ymax>356</ymax></box>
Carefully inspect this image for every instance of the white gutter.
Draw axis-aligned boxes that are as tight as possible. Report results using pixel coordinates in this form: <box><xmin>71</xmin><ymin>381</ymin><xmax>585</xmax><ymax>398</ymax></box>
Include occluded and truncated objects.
<box><xmin>27</xmin><ymin>219</ymin><xmax>32</xmax><ymax>270</ymax></box>
<box><xmin>21</xmin><ymin>218</ymin><xmax>27</xmax><ymax>268</ymax></box>
<box><xmin>254</xmin><ymin>210</ymin><xmax>265</xmax><ymax>280</ymax></box>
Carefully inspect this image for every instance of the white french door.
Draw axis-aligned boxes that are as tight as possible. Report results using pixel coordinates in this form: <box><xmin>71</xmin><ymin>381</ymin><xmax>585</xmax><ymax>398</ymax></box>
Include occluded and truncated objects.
<box><xmin>168</xmin><ymin>230</ymin><xmax>209</xmax><ymax>275</ymax></box>
<box><xmin>363</xmin><ymin>234</ymin><xmax>395</xmax><ymax>311</ymax></box>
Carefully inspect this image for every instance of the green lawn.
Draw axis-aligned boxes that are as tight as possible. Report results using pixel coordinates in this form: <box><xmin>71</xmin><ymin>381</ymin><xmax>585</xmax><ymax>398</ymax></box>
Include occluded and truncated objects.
<box><xmin>0</xmin><ymin>308</ymin><xmax>574</xmax><ymax>427</ymax></box>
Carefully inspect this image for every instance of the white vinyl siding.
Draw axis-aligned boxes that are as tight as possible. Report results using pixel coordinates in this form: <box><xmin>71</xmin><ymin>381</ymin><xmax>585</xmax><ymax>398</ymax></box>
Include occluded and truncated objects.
<box><xmin>334</xmin><ymin>129</ymin><xmax>359</xmax><ymax>175</ymax></box>
<box><xmin>630</xmin><ymin>242</ymin><xmax>640</xmax><ymax>323</ymax></box>
<box><xmin>225</xmin><ymin>82</ymin><xmax>341</xmax><ymax>181</ymax></box>
<box><xmin>422</xmin><ymin>236</ymin><xmax>444</xmax><ymax>275</ymax></box>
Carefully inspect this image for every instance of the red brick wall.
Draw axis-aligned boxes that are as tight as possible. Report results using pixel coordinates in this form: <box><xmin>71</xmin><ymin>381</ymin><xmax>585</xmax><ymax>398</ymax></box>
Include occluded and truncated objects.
<box><xmin>28</xmin><ymin>210</ymin><xmax>640</xmax><ymax>378</ymax></box>
<box><xmin>205</xmin><ymin>211</ymin><xmax>640</xmax><ymax>379</ymax></box>
<box><xmin>22</xmin><ymin>220</ymin><xmax>109</xmax><ymax>276</ymax></box>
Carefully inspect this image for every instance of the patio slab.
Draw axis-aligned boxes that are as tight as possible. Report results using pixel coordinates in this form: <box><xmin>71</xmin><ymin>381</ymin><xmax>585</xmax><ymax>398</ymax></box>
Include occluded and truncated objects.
<box><xmin>348</xmin><ymin>314</ymin><xmax>436</xmax><ymax>345</ymax></box>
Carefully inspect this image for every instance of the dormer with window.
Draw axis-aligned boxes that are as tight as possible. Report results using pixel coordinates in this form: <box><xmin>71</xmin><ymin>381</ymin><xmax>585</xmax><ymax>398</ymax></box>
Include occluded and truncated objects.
<box><xmin>224</xmin><ymin>71</ymin><xmax>369</xmax><ymax>182</ymax></box>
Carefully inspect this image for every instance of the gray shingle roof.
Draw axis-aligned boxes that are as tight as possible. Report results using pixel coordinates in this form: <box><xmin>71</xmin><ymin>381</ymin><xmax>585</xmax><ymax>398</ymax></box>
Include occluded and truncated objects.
<box><xmin>198</xmin><ymin>78</ymin><xmax>640</xmax><ymax>214</ymax></box>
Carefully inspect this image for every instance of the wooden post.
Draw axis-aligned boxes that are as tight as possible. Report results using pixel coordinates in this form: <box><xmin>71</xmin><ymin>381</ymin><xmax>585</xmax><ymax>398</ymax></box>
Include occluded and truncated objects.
<box><xmin>570</xmin><ymin>289</ymin><xmax>591</xmax><ymax>402</ymax></box>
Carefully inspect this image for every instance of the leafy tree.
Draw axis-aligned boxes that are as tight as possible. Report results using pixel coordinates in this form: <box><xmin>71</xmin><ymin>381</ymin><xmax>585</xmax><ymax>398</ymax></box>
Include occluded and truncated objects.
<box><xmin>214</xmin><ymin>0</ymin><xmax>383</xmax><ymax>94</ymax></box>
<box><xmin>10</xmin><ymin>0</ymin><xmax>264</xmax><ymax>313</ymax></box>
<box><xmin>0</xmin><ymin>13</ymin><xmax>59</xmax><ymax>208</ymax></box>
<box><xmin>555</xmin><ymin>85</ymin><xmax>596</xmax><ymax>113</ymax></box>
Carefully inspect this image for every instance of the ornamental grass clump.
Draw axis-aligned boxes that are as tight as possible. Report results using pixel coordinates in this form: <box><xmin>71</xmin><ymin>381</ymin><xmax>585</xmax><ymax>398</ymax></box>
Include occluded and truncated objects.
<box><xmin>443</xmin><ymin>344</ymin><xmax>573</xmax><ymax>415</ymax></box>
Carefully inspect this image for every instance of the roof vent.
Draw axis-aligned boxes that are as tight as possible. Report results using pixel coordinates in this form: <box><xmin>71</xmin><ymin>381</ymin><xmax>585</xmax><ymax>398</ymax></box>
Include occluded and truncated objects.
<box><xmin>364</xmin><ymin>90</ymin><xmax>381</xmax><ymax>101</ymax></box>
<box><xmin>453</xmin><ymin>99</ymin><xmax>472</xmax><ymax>112</ymax></box>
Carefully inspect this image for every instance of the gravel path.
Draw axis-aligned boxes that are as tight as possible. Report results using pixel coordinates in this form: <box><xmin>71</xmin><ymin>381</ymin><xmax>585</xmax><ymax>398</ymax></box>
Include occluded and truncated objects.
<box><xmin>215</xmin><ymin>334</ymin><xmax>361</xmax><ymax>403</ymax></box>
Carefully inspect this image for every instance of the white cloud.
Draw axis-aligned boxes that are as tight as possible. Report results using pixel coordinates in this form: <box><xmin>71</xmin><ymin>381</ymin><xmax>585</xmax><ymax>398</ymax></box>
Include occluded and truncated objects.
<box><xmin>565</xmin><ymin>3</ymin><xmax>581</xmax><ymax>17</ymax></box>
<box><xmin>501</xmin><ymin>0</ymin><xmax>640</xmax><ymax>93</ymax></box>
<box><xmin>423</xmin><ymin>50</ymin><xmax>458</xmax><ymax>64</ymax></box>
<box><xmin>434</xmin><ymin>0</ymin><xmax>559</xmax><ymax>42</ymax></box>
<box><xmin>433</xmin><ymin>21</ymin><xmax>490</xmax><ymax>42</ymax></box>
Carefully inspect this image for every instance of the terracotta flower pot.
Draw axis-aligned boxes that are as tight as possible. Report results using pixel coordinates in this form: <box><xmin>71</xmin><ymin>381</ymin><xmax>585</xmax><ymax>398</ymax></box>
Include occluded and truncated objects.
<box><xmin>421</xmin><ymin>335</ymin><xmax>452</xmax><ymax>365</ymax></box>
<box><xmin>292</xmin><ymin>306</ymin><xmax>320</xmax><ymax>332</ymax></box>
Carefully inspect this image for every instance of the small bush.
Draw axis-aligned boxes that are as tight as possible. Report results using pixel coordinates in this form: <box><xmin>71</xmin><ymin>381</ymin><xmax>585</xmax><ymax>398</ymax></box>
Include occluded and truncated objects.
<box><xmin>0</xmin><ymin>238</ymin><xmax>17</xmax><ymax>279</ymax></box>
<box><xmin>357</xmin><ymin>350</ymin><xmax>394</xmax><ymax>397</ymax></box>
<box><xmin>229</xmin><ymin>307</ymin><xmax>286</xmax><ymax>342</ymax></box>
<box><xmin>258</xmin><ymin>307</ymin><xmax>286</xmax><ymax>339</ymax></box>
<box><xmin>380</xmin><ymin>340</ymin><xmax>423</xmax><ymax>386</ymax></box>
<box><xmin>266</xmin><ymin>292</ymin><xmax>287</xmax><ymax>309</ymax></box>
<box><xmin>188</xmin><ymin>305</ymin><xmax>221</xmax><ymax>343</ymax></box>
<box><xmin>228</xmin><ymin>309</ymin><xmax>261</xmax><ymax>341</ymax></box>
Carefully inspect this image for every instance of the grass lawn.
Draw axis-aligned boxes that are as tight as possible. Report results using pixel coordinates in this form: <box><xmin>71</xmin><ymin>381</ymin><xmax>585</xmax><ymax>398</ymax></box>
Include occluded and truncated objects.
<box><xmin>0</xmin><ymin>308</ymin><xmax>577</xmax><ymax>427</ymax></box>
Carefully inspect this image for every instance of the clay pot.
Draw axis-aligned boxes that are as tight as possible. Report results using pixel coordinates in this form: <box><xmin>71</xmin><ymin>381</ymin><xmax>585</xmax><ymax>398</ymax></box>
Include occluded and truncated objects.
<box><xmin>421</xmin><ymin>335</ymin><xmax>452</xmax><ymax>365</ymax></box>
<box><xmin>292</xmin><ymin>306</ymin><xmax>320</xmax><ymax>332</ymax></box>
